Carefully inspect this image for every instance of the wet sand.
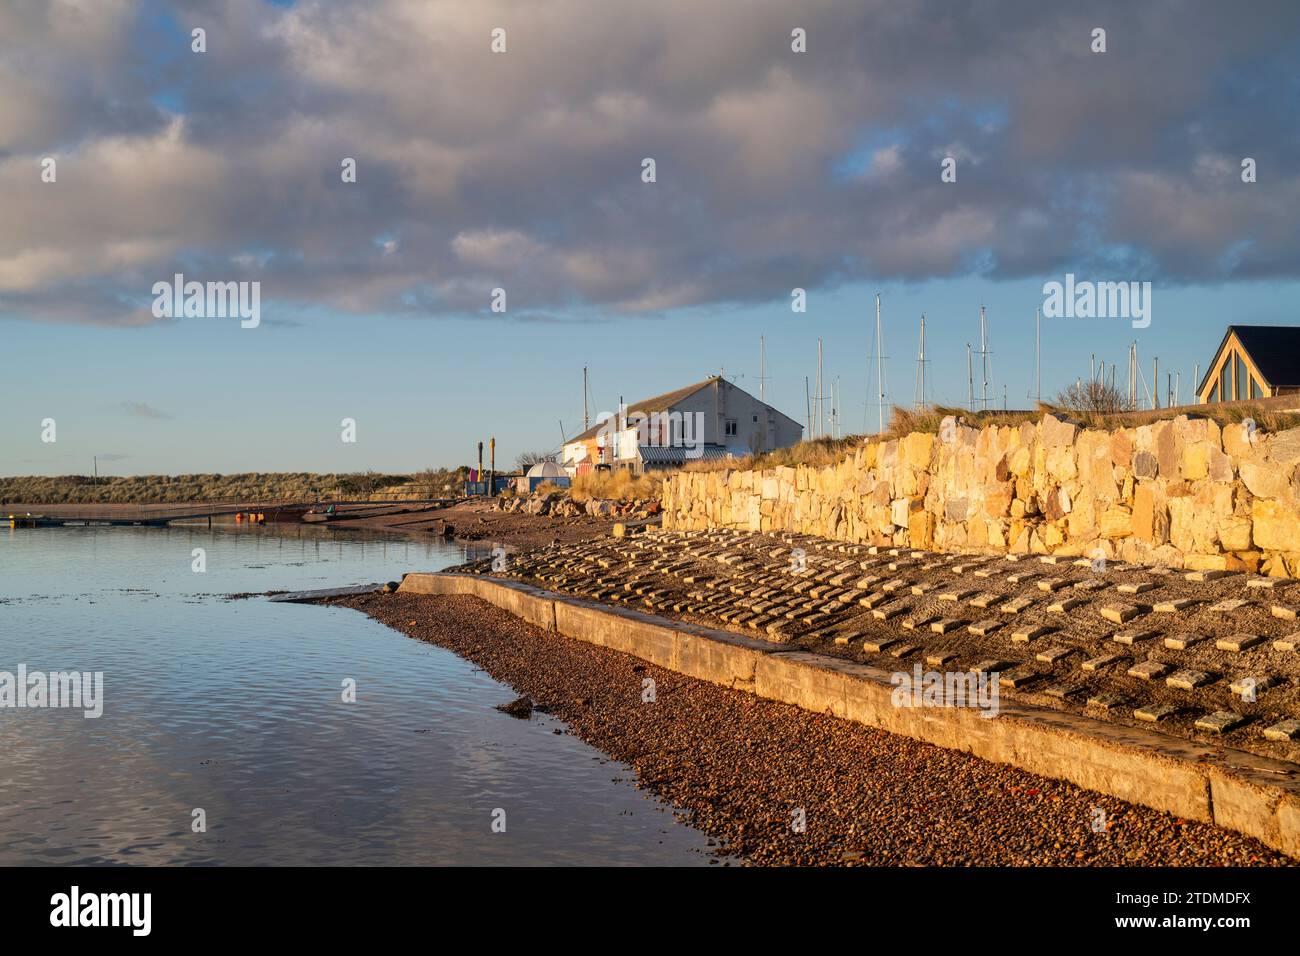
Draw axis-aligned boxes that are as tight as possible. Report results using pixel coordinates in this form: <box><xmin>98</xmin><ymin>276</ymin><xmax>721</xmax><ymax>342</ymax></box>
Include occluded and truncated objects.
<box><xmin>321</xmin><ymin>499</ymin><xmax>623</xmax><ymax>550</ymax></box>
<box><xmin>7</xmin><ymin>498</ymin><xmax>623</xmax><ymax>551</ymax></box>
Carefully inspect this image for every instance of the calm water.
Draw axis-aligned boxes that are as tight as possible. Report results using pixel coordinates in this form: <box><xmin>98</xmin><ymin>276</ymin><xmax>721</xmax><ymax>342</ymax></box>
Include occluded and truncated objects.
<box><xmin>0</xmin><ymin>524</ymin><xmax>712</xmax><ymax>865</ymax></box>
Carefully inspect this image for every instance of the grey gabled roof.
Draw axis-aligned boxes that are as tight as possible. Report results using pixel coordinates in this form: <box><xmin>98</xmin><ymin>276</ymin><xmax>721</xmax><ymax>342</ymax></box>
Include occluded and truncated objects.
<box><xmin>568</xmin><ymin>378</ymin><xmax>721</xmax><ymax>444</ymax></box>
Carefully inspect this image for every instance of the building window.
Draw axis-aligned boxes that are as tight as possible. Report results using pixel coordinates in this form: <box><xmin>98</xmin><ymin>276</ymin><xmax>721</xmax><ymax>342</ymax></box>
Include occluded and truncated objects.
<box><xmin>1251</xmin><ymin>376</ymin><xmax>1263</xmax><ymax>400</ymax></box>
<box><xmin>1235</xmin><ymin>353</ymin><xmax>1246</xmax><ymax>401</ymax></box>
<box><xmin>725</xmin><ymin>419</ymin><xmax>737</xmax><ymax>437</ymax></box>
<box><xmin>1220</xmin><ymin>362</ymin><xmax>1230</xmax><ymax>404</ymax></box>
<box><xmin>753</xmin><ymin>415</ymin><xmax>759</xmax><ymax>423</ymax></box>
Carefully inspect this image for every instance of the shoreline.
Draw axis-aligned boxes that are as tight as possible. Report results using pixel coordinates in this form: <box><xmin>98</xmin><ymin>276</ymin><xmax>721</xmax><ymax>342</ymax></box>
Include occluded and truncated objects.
<box><xmin>321</xmin><ymin>587</ymin><xmax>1292</xmax><ymax>866</ymax></box>
<box><xmin>321</xmin><ymin>499</ymin><xmax>632</xmax><ymax>552</ymax></box>
<box><xmin>5</xmin><ymin>498</ymin><xmax>624</xmax><ymax>553</ymax></box>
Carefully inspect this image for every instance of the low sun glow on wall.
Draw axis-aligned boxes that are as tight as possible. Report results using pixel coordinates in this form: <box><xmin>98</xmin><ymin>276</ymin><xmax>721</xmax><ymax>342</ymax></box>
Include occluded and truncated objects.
<box><xmin>663</xmin><ymin>414</ymin><xmax>1300</xmax><ymax>577</ymax></box>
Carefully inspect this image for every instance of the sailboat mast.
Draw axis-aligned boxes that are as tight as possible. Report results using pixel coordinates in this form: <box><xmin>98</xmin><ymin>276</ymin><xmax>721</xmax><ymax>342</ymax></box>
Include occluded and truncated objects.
<box><xmin>980</xmin><ymin>305</ymin><xmax>989</xmax><ymax>410</ymax></box>
<box><xmin>835</xmin><ymin>376</ymin><xmax>841</xmax><ymax>438</ymax></box>
<box><xmin>967</xmin><ymin>344</ymin><xmax>973</xmax><ymax>411</ymax></box>
<box><xmin>914</xmin><ymin>313</ymin><xmax>927</xmax><ymax>408</ymax></box>
<box><xmin>1035</xmin><ymin>307</ymin><xmax>1041</xmax><ymax>404</ymax></box>
<box><xmin>875</xmin><ymin>293</ymin><xmax>884</xmax><ymax>434</ymax></box>
<box><xmin>817</xmin><ymin>338</ymin><xmax>824</xmax><ymax>438</ymax></box>
<box><xmin>805</xmin><ymin>376</ymin><xmax>811</xmax><ymax>435</ymax></box>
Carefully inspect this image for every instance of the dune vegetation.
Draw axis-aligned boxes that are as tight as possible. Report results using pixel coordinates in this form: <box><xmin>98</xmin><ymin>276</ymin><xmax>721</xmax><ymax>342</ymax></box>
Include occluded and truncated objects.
<box><xmin>0</xmin><ymin>468</ymin><xmax>470</xmax><ymax>504</ymax></box>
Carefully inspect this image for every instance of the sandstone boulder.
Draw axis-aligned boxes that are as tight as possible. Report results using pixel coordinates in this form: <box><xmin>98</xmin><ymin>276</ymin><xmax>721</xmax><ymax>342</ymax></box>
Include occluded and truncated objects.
<box><xmin>1252</xmin><ymin>499</ymin><xmax>1300</xmax><ymax>551</ymax></box>
<box><xmin>1041</xmin><ymin>414</ymin><xmax>1078</xmax><ymax>448</ymax></box>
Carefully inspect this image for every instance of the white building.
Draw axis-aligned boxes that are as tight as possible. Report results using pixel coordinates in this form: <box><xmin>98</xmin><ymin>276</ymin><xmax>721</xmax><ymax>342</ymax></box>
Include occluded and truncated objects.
<box><xmin>562</xmin><ymin>376</ymin><xmax>803</xmax><ymax>475</ymax></box>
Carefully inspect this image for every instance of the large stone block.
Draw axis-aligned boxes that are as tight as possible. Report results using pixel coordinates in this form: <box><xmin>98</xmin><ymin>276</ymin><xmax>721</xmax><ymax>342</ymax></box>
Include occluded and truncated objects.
<box><xmin>902</xmin><ymin>431</ymin><xmax>935</xmax><ymax>470</ymax></box>
<box><xmin>1041</xmin><ymin>414</ymin><xmax>1078</xmax><ymax>448</ymax></box>
<box><xmin>1206</xmin><ymin>444</ymin><xmax>1234</xmax><ymax>482</ymax></box>
<box><xmin>1046</xmin><ymin>445</ymin><xmax>1078</xmax><ymax>482</ymax></box>
<box><xmin>890</xmin><ymin>497</ymin><xmax>911</xmax><ymax>529</ymax></box>
<box><xmin>1044</xmin><ymin>486</ymin><xmax>1072</xmax><ymax>520</ymax></box>
<box><xmin>1184</xmin><ymin>553</ymin><xmax>1234</xmax><ymax>572</ymax></box>
<box><xmin>1175</xmin><ymin>415</ymin><xmax>1220</xmax><ymax>448</ymax></box>
<box><xmin>1200</xmin><ymin>482</ymin><xmax>1234</xmax><ymax>520</ymax></box>
<box><xmin>1132</xmin><ymin>483</ymin><xmax>1158</xmax><ymax>543</ymax></box>
<box><xmin>1109</xmin><ymin>430</ymin><xmax>1134</xmax><ymax>469</ymax></box>
<box><xmin>1154</xmin><ymin>421</ymin><xmax>1181</xmax><ymax>480</ymax></box>
<box><xmin>1100</xmin><ymin>506</ymin><xmax>1133</xmax><ymax>539</ymax></box>
<box><xmin>982</xmin><ymin>481</ymin><xmax>1014</xmax><ymax>518</ymax></box>
<box><xmin>1240</xmin><ymin>460</ymin><xmax>1288</xmax><ymax>499</ymax></box>
<box><xmin>1168</xmin><ymin>496</ymin><xmax>1204</xmax><ymax>553</ymax></box>
<box><xmin>1217</xmin><ymin>515</ymin><xmax>1253</xmax><ymax>552</ymax></box>
<box><xmin>908</xmin><ymin>509</ymin><xmax>934</xmax><ymax>549</ymax></box>
<box><xmin>1222</xmin><ymin>423</ymin><xmax>1254</xmax><ymax>460</ymax></box>
<box><xmin>1269</xmin><ymin>427</ymin><xmax>1300</xmax><ymax>465</ymax></box>
<box><xmin>1182</xmin><ymin>442</ymin><xmax>1209</xmax><ymax>481</ymax></box>
<box><xmin>1133</xmin><ymin>451</ymin><xmax>1157</xmax><ymax>478</ymax></box>
<box><xmin>1008</xmin><ymin>445</ymin><xmax>1032</xmax><ymax>477</ymax></box>
<box><xmin>1253</xmin><ymin>499</ymin><xmax>1300</xmax><ymax>552</ymax></box>
<box><xmin>944</xmin><ymin>497</ymin><xmax>970</xmax><ymax>522</ymax></box>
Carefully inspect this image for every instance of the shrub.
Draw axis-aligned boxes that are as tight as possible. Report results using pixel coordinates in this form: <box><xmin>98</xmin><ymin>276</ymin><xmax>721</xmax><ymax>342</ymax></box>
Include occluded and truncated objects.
<box><xmin>570</xmin><ymin>470</ymin><xmax>661</xmax><ymax>502</ymax></box>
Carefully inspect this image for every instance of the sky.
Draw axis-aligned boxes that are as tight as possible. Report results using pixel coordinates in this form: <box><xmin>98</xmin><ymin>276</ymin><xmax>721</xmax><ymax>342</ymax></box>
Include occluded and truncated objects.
<box><xmin>2</xmin><ymin>0</ymin><xmax>1298</xmax><ymax>475</ymax></box>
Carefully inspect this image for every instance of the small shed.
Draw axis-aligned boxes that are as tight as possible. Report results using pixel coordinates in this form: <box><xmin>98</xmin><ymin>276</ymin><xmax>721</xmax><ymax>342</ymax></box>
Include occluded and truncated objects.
<box><xmin>523</xmin><ymin>461</ymin><xmax>571</xmax><ymax>493</ymax></box>
<box><xmin>464</xmin><ymin>474</ymin><xmax>515</xmax><ymax>497</ymax></box>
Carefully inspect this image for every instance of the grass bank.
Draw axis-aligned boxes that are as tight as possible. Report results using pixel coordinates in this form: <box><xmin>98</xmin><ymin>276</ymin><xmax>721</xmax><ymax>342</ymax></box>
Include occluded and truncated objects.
<box><xmin>0</xmin><ymin>468</ymin><xmax>469</xmax><ymax>504</ymax></box>
<box><xmin>682</xmin><ymin>400</ymin><xmax>1300</xmax><ymax>475</ymax></box>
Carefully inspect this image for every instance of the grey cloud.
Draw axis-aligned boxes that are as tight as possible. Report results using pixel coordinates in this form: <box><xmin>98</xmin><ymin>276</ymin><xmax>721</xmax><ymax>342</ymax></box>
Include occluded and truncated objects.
<box><xmin>120</xmin><ymin>401</ymin><xmax>171</xmax><ymax>419</ymax></box>
<box><xmin>1</xmin><ymin>0</ymin><xmax>1298</xmax><ymax>327</ymax></box>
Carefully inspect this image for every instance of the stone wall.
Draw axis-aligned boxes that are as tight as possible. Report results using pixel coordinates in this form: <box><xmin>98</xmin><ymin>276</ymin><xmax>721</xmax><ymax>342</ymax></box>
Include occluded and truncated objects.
<box><xmin>661</xmin><ymin>413</ymin><xmax>1300</xmax><ymax>576</ymax></box>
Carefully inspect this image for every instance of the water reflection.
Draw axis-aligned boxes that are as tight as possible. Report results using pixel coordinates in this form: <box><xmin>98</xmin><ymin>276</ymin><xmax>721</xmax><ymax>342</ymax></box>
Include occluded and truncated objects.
<box><xmin>0</xmin><ymin>526</ymin><xmax>711</xmax><ymax>865</ymax></box>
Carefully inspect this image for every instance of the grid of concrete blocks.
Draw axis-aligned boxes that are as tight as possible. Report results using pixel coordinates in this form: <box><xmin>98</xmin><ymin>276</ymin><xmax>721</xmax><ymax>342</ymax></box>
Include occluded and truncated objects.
<box><xmin>459</xmin><ymin>528</ymin><xmax>1300</xmax><ymax>755</ymax></box>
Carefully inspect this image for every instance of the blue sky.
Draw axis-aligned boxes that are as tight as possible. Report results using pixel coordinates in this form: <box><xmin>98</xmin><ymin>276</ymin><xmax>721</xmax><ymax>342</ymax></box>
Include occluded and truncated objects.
<box><xmin>8</xmin><ymin>276</ymin><xmax>1297</xmax><ymax>475</ymax></box>
<box><xmin>2</xmin><ymin>1</ymin><xmax>1298</xmax><ymax>474</ymax></box>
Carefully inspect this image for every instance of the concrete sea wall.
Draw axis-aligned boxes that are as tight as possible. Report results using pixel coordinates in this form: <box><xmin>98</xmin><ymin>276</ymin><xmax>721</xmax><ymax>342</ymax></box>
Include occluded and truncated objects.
<box><xmin>399</xmin><ymin>572</ymin><xmax>1300</xmax><ymax>859</ymax></box>
<box><xmin>662</xmin><ymin>413</ymin><xmax>1300</xmax><ymax>576</ymax></box>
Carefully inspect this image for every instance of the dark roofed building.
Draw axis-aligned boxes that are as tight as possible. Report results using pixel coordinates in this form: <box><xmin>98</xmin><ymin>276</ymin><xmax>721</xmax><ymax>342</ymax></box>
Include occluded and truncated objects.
<box><xmin>1197</xmin><ymin>325</ymin><xmax>1300</xmax><ymax>404</ymax></box>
